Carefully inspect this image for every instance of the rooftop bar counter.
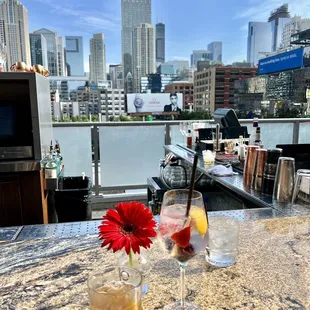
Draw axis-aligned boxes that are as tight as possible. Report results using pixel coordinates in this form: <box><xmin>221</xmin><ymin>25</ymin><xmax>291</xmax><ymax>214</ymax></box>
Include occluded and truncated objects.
<box><xmin>1</xmin><ymin>144</ymin><xmax>310</xmax><ymax>309</ymax></box>
<box><xmin>164</xmin><ymin>144</ymin><xmax>310</xmax><ymax>217</ymax></box>
<box><xmin>1</xmin><ymin>213</ymin><xmax>309</xmax><ymax>309</ymax></box>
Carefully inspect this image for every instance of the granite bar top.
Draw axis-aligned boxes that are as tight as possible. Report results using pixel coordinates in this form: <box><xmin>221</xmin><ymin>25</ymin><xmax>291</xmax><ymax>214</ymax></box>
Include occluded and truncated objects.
<box><xmin>0</xmin><ymin>216</ymin><xmax>309</xmax><ymax>310</ymax></box>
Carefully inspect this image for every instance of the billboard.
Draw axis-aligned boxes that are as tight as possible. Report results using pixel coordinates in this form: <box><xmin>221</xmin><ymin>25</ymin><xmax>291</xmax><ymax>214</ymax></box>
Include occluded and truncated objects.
<box><xmin>127</xmin><ymin>93</ymin><xmax>183</xmax><ymax>114</ymax></box>
<box><xmin>303</xmin><ymin>46</ymin><xmax>310</xmax><ymax>68</ymax></box>
<box><xmin>258</xmin><ymin>48</ymin><xmax>304</xmax><ymax>75</ymax></box>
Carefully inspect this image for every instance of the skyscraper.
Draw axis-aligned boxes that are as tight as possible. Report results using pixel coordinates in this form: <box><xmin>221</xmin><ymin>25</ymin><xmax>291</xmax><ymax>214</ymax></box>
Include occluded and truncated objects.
<box><xmin>57</xmin><ymin>36</ymin><xmax>66</xmax><ymax>76</ymax></box>
<box><xmin>109</xmin><ymin>64</ymin><xmax>123</xmax><ymax>89</ymax></box>
<box><xmin>121</xmin><ymin>0</ymin><xmax>151</xmax><ymax>92</ymax></box>
<box><xmin>281</xmin><ymin>16</ymin><xmax>310</xmax><ymax>49</ymax></box>
<box><xmin>65</xmin><ymin>36</ymin><xmax>84</xmax><ymax>76</ymax></box>
<box><xmin>207</xmin><ymin>42</ymin><xmax>223</xmax><ymax>62</ymax></box>
<box><xmin>268</xmin><ymin>4</ymin><xmax>291</xmax><ymax>51</ymax></box>
<box><xmin>132</xmin><ymin>23</ymin><xmax>156</xmax><ymax>92</ymax></box>
<box><xmin>89</xmin><ymin>33</ymin><xmax>107</xmax><ymax>83</ymax></box>
<box><xmin>191</xmin><ymin>50</ymin><xmax>212</xmax><ymax>67</ymax></box>
<box><xmin>247</xmin><ymin>22</ymin><xmax>272</xmax><ymax>67</ymax></box>
<box><xmin>29</xmin><ymin>33</ymin><xmax>48</xmax><ymax>67</ymax></box>
<box><xmin>165</xmin><ymin>60</ymin><xmax>189</xmax><ymax>74</ymax></box>
<box><xmin>0</xmin><ymin>0</ymin><xmax>31</xmax><ymax>70</ymax></box>
<box><xmin>33</xmin><ymin>28</ymin><xmax>65</xmax><ymax>76</ymax></box>
<box><xmin>156</xmin><ymin>22</ymin><xmax>165</xmax><ymax>64</ymax></box>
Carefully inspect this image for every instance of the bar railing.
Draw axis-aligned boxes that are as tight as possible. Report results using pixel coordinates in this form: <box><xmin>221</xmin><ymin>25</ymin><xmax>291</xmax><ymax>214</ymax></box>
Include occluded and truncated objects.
<box><xmin>53</xmin><ymin>118</ymin><xmax>310</xmax><ymax>197</ymax></box>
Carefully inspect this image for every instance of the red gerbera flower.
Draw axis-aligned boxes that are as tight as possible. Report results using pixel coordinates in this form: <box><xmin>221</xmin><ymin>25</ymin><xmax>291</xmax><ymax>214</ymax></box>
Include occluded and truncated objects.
<box><xmin>98</xmin><ymin>201</ymin><xmax>157</xmax><ymax>255</ymax></box>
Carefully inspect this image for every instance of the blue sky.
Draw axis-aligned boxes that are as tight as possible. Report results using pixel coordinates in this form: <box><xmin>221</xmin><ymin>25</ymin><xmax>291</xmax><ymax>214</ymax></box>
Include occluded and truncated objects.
<box><xmin>23</xmin><ymin>0</ymin><xmax>310</xmax><ymax>72</ymax></box>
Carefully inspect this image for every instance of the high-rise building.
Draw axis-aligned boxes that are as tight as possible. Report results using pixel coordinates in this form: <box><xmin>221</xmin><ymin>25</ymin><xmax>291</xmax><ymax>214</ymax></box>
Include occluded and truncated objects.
<box><xmin>165</xmin><ymin>60</ymin><xmax>189</xmax><ymax>74</ymax></box>
<box><xmin>33</xmin><ymin>28</ymin><xmax>65</xmax><ymax>76</ymax></box>
<box><xmin>89</xmin><ymin>33</ymin><xmax>107</xmax><ymax>83</ymax></box>
<box><xmin>140</xmin><ymin>73</ymin><xmax>178</xmax><ymax>93</ymax></box>
<box><xmin>194</xmin><ymin>66</ymin><xmax>257</xmax><ymax>112</ymax></box>
<box><xmin>0</xmin><ymin>0</ymin><xmax>31</xmax><ymax>70</ymax></box>
<box><xmin>109</xmin><ymin>64</ymin><xmax>123</xmax><ymax>89</ymax></box>
<box><xmin>268</xmin><ymin>4</ymin><xmax>291</xmax><ymax>51</ymax></box>
<box><xmin>65</xmin><ymin>36</ymin><xmax>84</xmax><ymax>76</ymax></box>
<box><xmin>57</xmin><ymin>36</ymin><xmax>66</xmax><ymax>76</ymax></box>
<box><xmin>156</xmin><ymin>22</ymin><xmax>165</xmax><ymax>64</ymax></box>
<box><xmin>121</xmin><ymin>0</ymin><xmax>151</xmax><ymax>91</ymax></box>
<box><xmin>207</xmin><ymin>42</ymin><xmax>222</xmax><ymax>62</ymax></box>
<box><xmin>132</xmin><ymin>23</ymin><xmax>156</xmax><ymax>92</ymax></box>
<box><xmin>191</xmin><ymin>50</ymin><xmax>212</xmax><ymax>67</ymax></box>
<box><xmin>281</xmin><ymin>16</ymin><xmax>310</xmax><ymax>49</ymax></box>
<box><xmin>247</xmin><ymin>22</ymin><xmax>272</xmax><ymax>67</ymax></box>
<box><xmin>157</xmin><ymin>64</ymin><xmax>174</xmax><ymax>75</ymax></box>
<box><xmin>29</xmin><ymin>33</ymin><xmax>48</xmax><ymax>68</ymax></box>
<box><xmin>100</xmin><ymin>89</ymin><xmax>125</xmax><ymax>121</ymax></box>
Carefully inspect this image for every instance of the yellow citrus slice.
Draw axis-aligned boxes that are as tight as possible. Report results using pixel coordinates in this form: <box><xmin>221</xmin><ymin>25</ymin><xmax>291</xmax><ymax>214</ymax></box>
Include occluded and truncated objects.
<box><xmin>189</xmin><ymin>207</ymin><xmax>208</xmax><ymax>236</ymax></box>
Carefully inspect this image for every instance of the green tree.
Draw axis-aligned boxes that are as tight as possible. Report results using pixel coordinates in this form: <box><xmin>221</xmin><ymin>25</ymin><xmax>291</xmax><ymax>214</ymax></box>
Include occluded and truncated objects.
<box><xmin>80</xmin><ymin>115</ymin><xmax>89</xmax><ymax>122</ymax></box>
<box><xmin>92</xmin><ymin>115</ymin><xmax>99</xmax><ymax>122</ymax></box>
<box><xmin>61</xmin><ymin>116</ymin><xmax>71</xmax><ymax>122</ymax></box>
<box><xmin>180</xmin><ymin>110</ymin><xmax>212</xmax><ymax>120</ymax></box>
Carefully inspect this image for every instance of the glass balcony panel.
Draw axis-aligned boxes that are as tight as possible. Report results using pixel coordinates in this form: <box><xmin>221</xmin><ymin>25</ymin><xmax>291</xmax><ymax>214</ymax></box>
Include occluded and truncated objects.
<box><xmin>53</xmin><ymin>127</ymin><xmax>93</xmax><ymax>179</ymax></box>
<box><xmin>170</xmin><ymin>125</ymin><xmax>185</xmax><ymax>144</ymax></box>
<box><xmin>99</xmin><ymin>126</ymin><xmax>165</xmax><ymax>187</ymax></box>
<box><xmin>242</xmin><ymin>122</ymin><xmax>294</xmax><ymax>148</ymax></box>
<box><xmin>299</xmin><ymin>123</ymin><xmax>310</xmax><ymax>143</ymax></box>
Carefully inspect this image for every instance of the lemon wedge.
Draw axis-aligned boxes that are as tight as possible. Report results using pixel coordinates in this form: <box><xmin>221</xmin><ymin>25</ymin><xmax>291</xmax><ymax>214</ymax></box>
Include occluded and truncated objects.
<box><xmin>189</xmin><ymin>207</ymin><xmax>208</xmax><ymax>236</ymax></box>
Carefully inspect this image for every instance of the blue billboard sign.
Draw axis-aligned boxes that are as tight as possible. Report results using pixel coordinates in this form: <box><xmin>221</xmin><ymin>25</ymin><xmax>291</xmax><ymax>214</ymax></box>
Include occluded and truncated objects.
<box><xmin>258</xmin><ymin>48</ymin><xmax>304</xmax><ymax>75</ymax></box>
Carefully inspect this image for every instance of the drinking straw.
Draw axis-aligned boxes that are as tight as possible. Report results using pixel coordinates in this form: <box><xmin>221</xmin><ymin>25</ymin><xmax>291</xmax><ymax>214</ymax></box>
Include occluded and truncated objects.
<box><xmin>186</xmin><ymin>153</ymin><xmax>199</xmax><ymax>217</ymax></box>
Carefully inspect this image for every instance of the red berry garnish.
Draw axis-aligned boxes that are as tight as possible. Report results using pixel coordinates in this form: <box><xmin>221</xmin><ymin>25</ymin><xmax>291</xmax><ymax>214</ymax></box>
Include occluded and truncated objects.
<box><xmin>171</xmin><ymin>226</ymin><xmax>191</xmax><ymax>248</ymax></box>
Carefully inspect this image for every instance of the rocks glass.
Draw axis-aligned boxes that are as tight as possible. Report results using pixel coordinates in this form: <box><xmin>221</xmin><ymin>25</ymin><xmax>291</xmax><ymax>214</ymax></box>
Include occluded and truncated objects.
<box><xmin>205</xmin><ymin>216</ymin><xmax>240</xmax><ymax>267</ymax></box>
<box><xmin>88</xmin><ymin>266</ymin><xmax>142</xmax><ymax>310</ymax></box>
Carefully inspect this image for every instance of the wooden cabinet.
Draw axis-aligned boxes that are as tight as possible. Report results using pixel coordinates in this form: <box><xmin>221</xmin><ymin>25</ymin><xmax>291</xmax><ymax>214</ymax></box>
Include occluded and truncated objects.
<box><xmin>0</xmin><ymin>176</ymin><xmax>23</xmax><ymax>227</ymax></box>
<box><xmin>0</xmin><ymin>170</ymin><xmax>48</xmax><ymax>227</ymax></box>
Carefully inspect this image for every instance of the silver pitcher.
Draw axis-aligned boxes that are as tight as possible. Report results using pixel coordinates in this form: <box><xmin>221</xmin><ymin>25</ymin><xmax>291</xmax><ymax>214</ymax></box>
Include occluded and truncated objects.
<box><xmin>273</xmin><ymin>157</ymin><xmax>295</xmax><ymax>203</ymax></box>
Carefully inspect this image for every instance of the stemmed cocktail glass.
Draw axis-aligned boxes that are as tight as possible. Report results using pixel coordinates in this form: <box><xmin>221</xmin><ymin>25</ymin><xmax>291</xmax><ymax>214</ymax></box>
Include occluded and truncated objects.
<box><xmin>158</xmin><ymin>189</ymin><xmax>208</xmax><ymax>310</ymax></box>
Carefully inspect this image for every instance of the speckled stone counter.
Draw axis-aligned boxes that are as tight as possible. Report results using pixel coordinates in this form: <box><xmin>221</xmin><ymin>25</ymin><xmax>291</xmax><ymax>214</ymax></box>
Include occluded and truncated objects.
<box><xmin>1</xmin><ymin>216</ymin><xmax>309</xmax><ymax>310</ymax></box>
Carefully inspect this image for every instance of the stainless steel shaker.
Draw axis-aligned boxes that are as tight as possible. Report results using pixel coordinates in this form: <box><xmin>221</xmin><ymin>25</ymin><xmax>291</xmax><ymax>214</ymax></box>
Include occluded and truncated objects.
<box><xmin>273</xmin><ymin>157</ymin><xmax>295</xmax><ymax>203</ymax></box>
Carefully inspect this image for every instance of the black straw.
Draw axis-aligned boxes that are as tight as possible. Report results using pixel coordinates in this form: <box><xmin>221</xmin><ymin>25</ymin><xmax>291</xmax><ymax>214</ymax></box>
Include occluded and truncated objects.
<box><xmin>186</xmin><ymin>153</ymin><xmax>199</xmax><ymax>217</ymax></box>
<box><xmin>203</xmin><ymin>200</ymin><xmax>209</xmax><ymax>226</ymax></box>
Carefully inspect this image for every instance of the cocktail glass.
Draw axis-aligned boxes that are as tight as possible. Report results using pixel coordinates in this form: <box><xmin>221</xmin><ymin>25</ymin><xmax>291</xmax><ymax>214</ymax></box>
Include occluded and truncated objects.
<box><xmin>88</xmin><ymin>266</ymin><xmax>142</xmax><ymax>310</ymax></box>
<box><xmin>158</xmin><ymin>189</ymin><xmax>208</xmax><ymax>310</ymax></box>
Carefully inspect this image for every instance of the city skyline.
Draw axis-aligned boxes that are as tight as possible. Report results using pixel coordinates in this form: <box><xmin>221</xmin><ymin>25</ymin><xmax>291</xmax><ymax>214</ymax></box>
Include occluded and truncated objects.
<box><xmin>4</xmin><ymin>0</ymin><xmax>310</xmax><ymax>72</ymax></box>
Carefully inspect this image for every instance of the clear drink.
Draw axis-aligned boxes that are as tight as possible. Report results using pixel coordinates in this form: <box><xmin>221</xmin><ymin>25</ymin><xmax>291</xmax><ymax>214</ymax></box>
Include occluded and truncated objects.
<box><xmin>158</xmin><ymin>189</ymin><xmax>207</xmax><ymax>310</ymax></box>
<box><xmin>159</xmin><ymin>204</ymin><xmax>208</xmax><ymax>263</ymax></box>
<box><xmin>205</xmin><ymin>216</ymin><xmax>240</xmax><ymax>267</ymax></box>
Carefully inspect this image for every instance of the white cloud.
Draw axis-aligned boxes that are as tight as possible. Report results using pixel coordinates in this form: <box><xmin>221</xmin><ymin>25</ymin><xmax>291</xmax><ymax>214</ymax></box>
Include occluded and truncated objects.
<box><xmin>34</xmin><ymin>0</ymin><xmax>120</xmax><ymax>32</ymax></box>
<box><xmin>235</xmin><ymin>0</ymin><xmax>310</xmax><ymax>21</ymax></box>
<box><xmin>169</xmin><ymin>56</ymin><xmax>189</xmax><ymax>61</ymax></box>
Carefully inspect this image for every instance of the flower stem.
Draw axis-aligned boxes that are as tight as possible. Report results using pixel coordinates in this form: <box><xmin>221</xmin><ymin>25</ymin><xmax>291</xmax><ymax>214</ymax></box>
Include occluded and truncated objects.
<box><xmin>129</xmin><ymin>248</ymin><xmax>133</xmax><ymax>268</ymax></box>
